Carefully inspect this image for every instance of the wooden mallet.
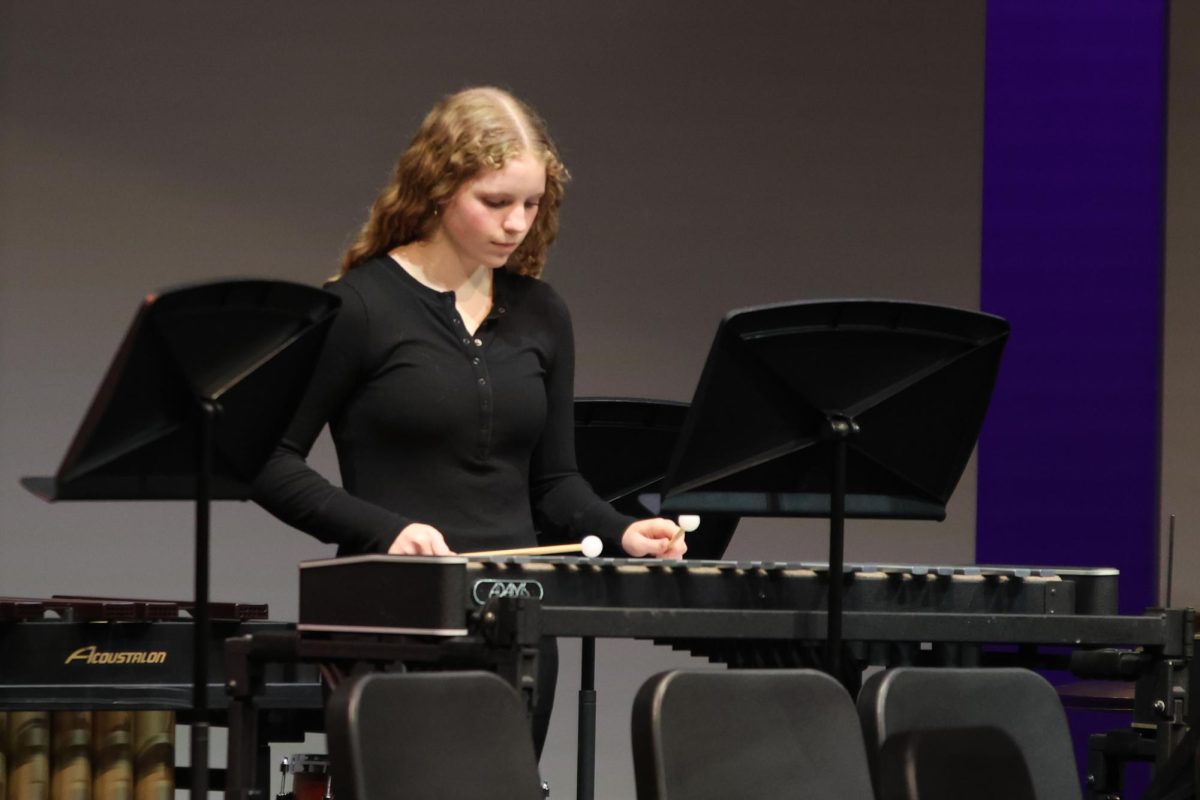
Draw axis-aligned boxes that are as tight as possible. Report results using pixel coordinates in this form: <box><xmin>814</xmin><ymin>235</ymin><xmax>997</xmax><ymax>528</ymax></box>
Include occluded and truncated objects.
<box><xmin>466</xmin><ymin>535</ymin><xmax>605</xmax><ymax>558</ymax></box>
<box><xmin>669</xmin><ymin>515</ymin><xmax>701</xmax><ymax>547</ymax></box>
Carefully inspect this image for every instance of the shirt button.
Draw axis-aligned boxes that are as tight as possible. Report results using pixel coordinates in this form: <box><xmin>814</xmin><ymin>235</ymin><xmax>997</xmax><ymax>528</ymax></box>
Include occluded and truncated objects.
<box><xmin>474</xmin><ymin>338</ymin><xmax>483</xmax><ymax>346</ymax></box>
<box><xmin>478</xmin><ymin>378</ymin><xmax>487</xmax><ymax>385</ymax></box>
<box><xmin>498</xmin><ymin>306</ymin><xmax>507</xmax><ymax>315</ymax></box>
<box><xmin>472</xmin><ymin>357</ymin><xmax>481</xmax><ymax>365</ymax></box>
<box><xmin>462</xmin><ymin>338</ymin><xmax>470</xmax><ymax>344</ymax></box>
<box><xmin>453</xmin><ymin>318</ymin><xmax>462</xmax><ymax>325</ymax></box>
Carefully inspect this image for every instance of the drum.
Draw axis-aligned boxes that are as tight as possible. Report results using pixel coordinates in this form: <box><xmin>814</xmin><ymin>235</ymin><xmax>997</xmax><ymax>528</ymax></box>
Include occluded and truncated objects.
<box><xmin>278</xmin><ymin>754</ymin><xmax>331</xmax><ymax>800</ymax></box>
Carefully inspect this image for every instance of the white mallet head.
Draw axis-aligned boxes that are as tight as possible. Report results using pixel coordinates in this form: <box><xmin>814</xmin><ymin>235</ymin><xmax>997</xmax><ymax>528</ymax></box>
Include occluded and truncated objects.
<box><xmin>581</xmin><ymin>535</ymin><xmax>604</xmax><ymax>558</ymax></box>
<box><xmin>677</xmin><ymin>515</ymin><xmax>701</xmax><ymax>533</ymax></box>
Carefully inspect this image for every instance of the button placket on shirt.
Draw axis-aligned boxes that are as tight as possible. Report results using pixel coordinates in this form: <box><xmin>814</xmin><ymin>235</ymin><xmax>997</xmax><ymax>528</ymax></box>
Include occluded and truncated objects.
<box><xmin>452</xmin><ymin>313</ymin><xmax>492</xmax><ymax>464</ymax></box>
<box><xmin>472</xmin><ymin>330</ymin><xmax>493</xmax><ymax>460</ymax></box>
<box><xmin>446</xmin><ymin>292</ymin><xmax>506</xmax><ymax>462</ymax></box>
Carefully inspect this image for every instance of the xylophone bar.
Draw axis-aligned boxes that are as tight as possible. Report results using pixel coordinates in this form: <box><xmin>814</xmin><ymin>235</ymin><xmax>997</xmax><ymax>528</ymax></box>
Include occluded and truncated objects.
<box><xmin>52</xmin><ymin>596</ymin><xmax>268</xmax><ymax>622</ymax></box>
<box><xmin>0</xmin><ymin>596</ymin><xmax>269</xmax><ymax>623</ymax></box>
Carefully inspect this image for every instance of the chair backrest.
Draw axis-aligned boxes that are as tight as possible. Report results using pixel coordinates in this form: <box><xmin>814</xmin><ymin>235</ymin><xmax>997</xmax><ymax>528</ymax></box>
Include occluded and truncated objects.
<box><xmin>877</xmin><ymin>726</ymin><xmax>1038</xmax><ymax>800</ymax></box>
<box><xmin>631</xmin><ymin>668</ymin><xmax>876</xmax><ymax>800</ymax></box>
<box><xmin>858</xmin><ymin>667</ymin><xmax>1080</xmax><ymax>800</ymax></box>
<box><xmin>325</xmin><ymin>671</ymin><xmax>543</xmax><ymax>800</ymax></box>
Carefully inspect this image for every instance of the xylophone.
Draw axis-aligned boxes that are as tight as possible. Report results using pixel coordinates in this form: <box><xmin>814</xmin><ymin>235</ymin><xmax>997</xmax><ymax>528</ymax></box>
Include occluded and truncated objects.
<box><xmin>297</xmin><ymin>554</ymin><xmax>1120</xmax><ymax>638</ymax></box>
<box><xmin>217</xmin><ymin>558</ymin><xmax>1195</xmax><ymax>800</ymax></box>
<box><xmin>0</xmin><ymin>597</ymin><xmax>323</xmax><ymax>800</ymax></box>
<box><xmin>0</xmin><ymin>596</ymin><xmax>319</xmax><ymax>710</ymax></box>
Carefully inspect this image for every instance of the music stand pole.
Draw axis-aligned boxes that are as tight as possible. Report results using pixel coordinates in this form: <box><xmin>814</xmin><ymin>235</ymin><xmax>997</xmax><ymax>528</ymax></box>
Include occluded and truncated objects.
<box><xmin>825</xmin><ymin>416</ymin><xmax>856</xmax><ymax>683</ymax></box>
<box><xmin>576</xmin><ymin>637</ymin><xmax>597</xmax><ymax>800</ymax></box>
<box><xmin>191</xmin><ymin>399</ymin><xmax>217</xmax><ymax>800</ymax></box>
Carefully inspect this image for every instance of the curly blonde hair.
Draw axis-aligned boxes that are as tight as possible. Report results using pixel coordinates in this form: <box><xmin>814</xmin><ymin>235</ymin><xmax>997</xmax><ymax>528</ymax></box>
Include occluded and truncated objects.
<box><xmin>340</xmin><ymin>87</ymin><xmax>568</xmax><ymax>278</ymax></box>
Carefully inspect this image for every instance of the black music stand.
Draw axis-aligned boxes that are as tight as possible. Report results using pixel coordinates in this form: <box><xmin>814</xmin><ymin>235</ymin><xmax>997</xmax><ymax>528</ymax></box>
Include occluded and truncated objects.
<box><xmin>660</xmin><ymin>299</ymin><xmax>1009</xmax><ymax>681</ymax></box>
<box><xmin>569</xmin><ymin>397</ymin><xmax>741</xmax><ymax>800</ymax></box>
<box><xmin>573</xmin><ymin>397</ymin><xmax>737</xmax><ymax>559</ymax></box>
<box><xmin>22</xmin><ymin>279</ymin><xmax>340</xmax><ymax>800</ymax></box>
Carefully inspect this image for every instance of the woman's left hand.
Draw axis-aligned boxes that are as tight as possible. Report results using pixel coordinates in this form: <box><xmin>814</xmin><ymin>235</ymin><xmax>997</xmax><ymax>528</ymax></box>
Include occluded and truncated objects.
<box><xmin>621</xmin><ymin>518</ymin><xmax>688</xmax><ymax>559</ymax></box>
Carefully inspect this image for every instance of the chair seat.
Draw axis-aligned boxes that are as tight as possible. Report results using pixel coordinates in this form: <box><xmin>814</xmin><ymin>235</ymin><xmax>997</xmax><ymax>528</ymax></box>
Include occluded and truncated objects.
<box><xmin>878</xmin><ymin>726</ymin><xmax>1037</xmax><ymax>800</ymax></box>
<box><xmin>858</xmin><ymin>667</ymin><xmax>1081</xmax><ymax>800</ymax></box>
<box><xmin>325</xmin><ymin>671</ymin><xmax>543</xmax><ymax>800</ymax></box>
<box><xmin>632</xmin><ymin>669</ymin><xmax>875</xmax><ymax>799</ymax></box>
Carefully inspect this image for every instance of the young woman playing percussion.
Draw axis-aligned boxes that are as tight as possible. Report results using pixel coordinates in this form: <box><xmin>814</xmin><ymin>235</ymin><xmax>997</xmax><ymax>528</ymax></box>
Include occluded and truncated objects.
<box><xmin>252</xmin><ymin>86</ymin><xmax>687</xmax><ymax>755</ymax></box>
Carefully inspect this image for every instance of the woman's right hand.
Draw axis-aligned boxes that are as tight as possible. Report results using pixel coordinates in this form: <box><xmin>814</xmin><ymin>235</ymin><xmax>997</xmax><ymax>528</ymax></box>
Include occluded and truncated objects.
<box><xmin>388</xmin><ymin>523</ymin><xmax>454</xmax><ymax>555</ymax></box>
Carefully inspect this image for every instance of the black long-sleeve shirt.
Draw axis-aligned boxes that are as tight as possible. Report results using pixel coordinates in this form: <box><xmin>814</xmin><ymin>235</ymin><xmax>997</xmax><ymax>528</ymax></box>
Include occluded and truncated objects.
<box><xmin>251</xmin><ymin>256</ymin><xmax>633</xmax><ymax>555</ymax></box>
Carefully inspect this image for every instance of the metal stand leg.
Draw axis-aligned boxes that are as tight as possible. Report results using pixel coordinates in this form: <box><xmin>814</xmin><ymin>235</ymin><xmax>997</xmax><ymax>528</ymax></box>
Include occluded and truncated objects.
<box><xmin>576</xmin><ymin>637</ymin><xmax>596</xmax><ymax>800</ymax></box>
<box><xmin>224</xmin><ymin>636</ymin><xmax>262</xmax><ymax>800</ymax></box>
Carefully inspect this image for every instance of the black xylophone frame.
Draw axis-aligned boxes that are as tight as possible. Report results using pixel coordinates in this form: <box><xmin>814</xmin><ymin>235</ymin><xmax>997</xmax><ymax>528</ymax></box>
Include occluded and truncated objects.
<box><xmin>222</xmin><ymin>597</ymin><xmax>1196</xmax><ymax>800</ymax></box>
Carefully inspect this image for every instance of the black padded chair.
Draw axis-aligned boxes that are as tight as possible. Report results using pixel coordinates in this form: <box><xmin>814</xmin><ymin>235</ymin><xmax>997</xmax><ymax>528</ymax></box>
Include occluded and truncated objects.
<box><xmin>877</xmin><ymin>725</ymin><xmax>1038</xmax><ymax>799</ymax></box>
<box><xmin>631</xmin><ymin>669</ymin><xmax>876</xmax><ymax>799</ymax></box>
<box><xmin>858</xmin><ymin>667</ymin><xmax>1080</xmax><ymax>800</ymax></box>
<box><xmin>325</xmin><ymin>671</ymin><xmax>543</xmax><ymax>800</ymax></box>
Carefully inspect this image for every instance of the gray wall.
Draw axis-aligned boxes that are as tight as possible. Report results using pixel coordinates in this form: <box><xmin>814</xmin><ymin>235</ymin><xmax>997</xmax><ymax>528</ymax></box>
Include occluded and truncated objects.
<box><xmin>1162</xmin><ymin>0</ymin><xmax>1200</xmax><ymax>610</ymax></box>
<box><xmin>1</xmin><ymin>3</ymin><xmax>987</xmax><ymax>797</ymax></box>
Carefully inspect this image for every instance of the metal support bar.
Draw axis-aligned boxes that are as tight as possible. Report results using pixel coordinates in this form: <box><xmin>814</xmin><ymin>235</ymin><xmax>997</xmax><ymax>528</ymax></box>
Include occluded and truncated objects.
<box><xmin>536</xmin><ymin>607</ymin><xmax>1185</xmax><ymax>649</ymax></box>
<box><xmin>577</xmin><ymin>637</ymin><xmax>596</xmax><ymax>800</ymax></box>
